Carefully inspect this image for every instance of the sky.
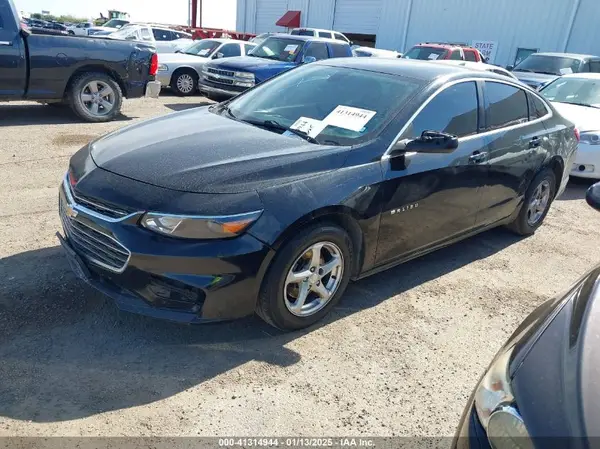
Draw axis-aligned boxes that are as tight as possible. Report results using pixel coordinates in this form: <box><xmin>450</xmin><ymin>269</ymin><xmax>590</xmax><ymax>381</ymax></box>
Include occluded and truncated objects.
<box><xmin>15</xmin><ymin>0</ymin><xmax>237</xmax><ymax>29</ymax></box>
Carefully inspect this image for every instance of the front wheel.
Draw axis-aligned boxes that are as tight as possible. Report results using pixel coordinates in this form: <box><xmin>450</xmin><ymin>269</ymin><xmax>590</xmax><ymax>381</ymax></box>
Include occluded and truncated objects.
<box><xmin>507</xmin><ymin>168</ymin><xmax>556</xmax><ymax>235</ymax></box>
<box><xmin>171</xmin><ymin>70</ymin><xmax>198</xmax><ymax>96</ymax></box>
<box><xmin>256</xmin><ymin>223</ymin><xmax>353</xmax><ymax>331</ymax></box>
<box><xmin>68</xmin><ymin>72</ymin><xmax>123</xmax><ymax>123</ymax></box>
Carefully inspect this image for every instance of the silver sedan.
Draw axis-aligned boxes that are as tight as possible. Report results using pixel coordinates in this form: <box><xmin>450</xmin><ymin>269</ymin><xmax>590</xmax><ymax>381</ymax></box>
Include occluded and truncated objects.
<box><xmin>157</xmin><ymin>39</ymin><xmax>257</xmax><ymax>96</ymax></box>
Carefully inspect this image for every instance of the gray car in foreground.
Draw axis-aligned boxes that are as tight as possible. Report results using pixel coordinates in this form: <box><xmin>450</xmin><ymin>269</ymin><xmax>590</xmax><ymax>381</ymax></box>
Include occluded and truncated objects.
<box><xmin>157</xmin><ymin>39</ymin><xmax>256</xmax><ymax>96</ymax></box>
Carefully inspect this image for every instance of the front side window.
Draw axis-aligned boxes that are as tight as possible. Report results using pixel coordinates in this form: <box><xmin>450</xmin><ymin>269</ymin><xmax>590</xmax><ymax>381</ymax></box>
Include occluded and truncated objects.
<box><xmin>225</xmin><ymin>64</ymin><xmax>422</xmax><ymax>146</ymax></box>
<box><xmin>540</xmin><ymin>77</ymin><xmax>600</xmax><ymax>109</ymax></box>
<box><xmin>485</xmin><ymin>82</ymin><xmax>529</xmax><ymax>130</ymax></box>
<box><xmin>218</xmin><ymin>43</ymin><xmax>242</xmax><ymax>58</ymax></box>
<box><xmin>304</xmin><ymin>42</ymin><xmax>329</xmax><ymax>61</ymax></box>
<box><xmin>140</xmin><ymin>27</ymin><xmax>153</xmax><ymax>41</ymax></box>
<box><xmin>404</xmin><ymin>82</ymin><xmax>479</xmax><ymax>139</ymax></box>
<box><xmin>334</xmin><ymin>33</ymin><xmax>347</xmax><ymax>42</ymax></box>
<box><xmin>250</xmin><ymin>37</ymin><xmax>305</xmax><ymax>62</ymax></box>
<box><xmin>590</xmin><ymin>61</ymin><xmax>600</xmax><ymax>73</ymax></box>
<box><xmin>244</xmin><ymin>44</ymin><xmax>256</xmax><ymax>55</ymax></box>
<box><xmin>513</xmin><ymin>54</ymin><xmax>582</xmax><ymax>76</ymax></box>
<box><xmin>449</xmin><ymin>50</ymin><xmax>462</xmax><ymax>60</ymax></box>
<box><xmin>529</xmin><ymin>93</ymin><xmax>549</xmax><ymax>119</ymax></box>
<box><xmin>183</xmin><ymin>39</ymin><xmax>220</xmax><ymax>57</ymax></box>
<box><xmin>330</xmin><ymin>44</ymin><xmax>349</xmax><ymax>58</ymax></box>
<box><xmin>464</xmin><ymin>50</ymin><xmax>477</xmax><ymax>62</ymax></box>
<box><xmin>403</xmin><ymin>46</ymin><xmax>448</xmax><ymax>61</ymax></box>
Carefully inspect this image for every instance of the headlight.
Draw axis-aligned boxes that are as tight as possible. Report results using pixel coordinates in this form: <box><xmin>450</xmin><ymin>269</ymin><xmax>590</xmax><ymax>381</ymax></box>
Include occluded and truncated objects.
<box><xmin>158</xmin><ymin>64</ymin><xmax>169</xmax><ymax>72</ymax></box>
<box><xmin>475</xmin><ymin>349</ymin><xmax>533</xmax><ymax>449</ymax></box>
<box><xmin>141</xmin><ymin>210</ymin><xmax>262</xmax><ymax>239</ymax></box>
<box><xmin>580</xmin><ymin>131</ymin><xmax>600</xmax><ymax>145</ymax></box>
<box><xmin>234</xmin><ymin>71</ymin><xmax>254</xmax><ymax>80</ymax></box>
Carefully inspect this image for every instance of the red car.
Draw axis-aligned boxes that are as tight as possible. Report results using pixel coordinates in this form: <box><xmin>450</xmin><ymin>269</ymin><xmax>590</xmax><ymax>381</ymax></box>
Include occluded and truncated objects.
<box><xmin>403</xmin><ymin>43</ymin><xmax>485</xmax><ymax>62</ymax></box>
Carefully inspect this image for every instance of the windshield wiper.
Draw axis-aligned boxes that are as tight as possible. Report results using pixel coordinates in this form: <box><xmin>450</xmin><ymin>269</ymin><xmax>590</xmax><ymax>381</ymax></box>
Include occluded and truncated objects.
<box><xmin>244</xmin><ymin>119</ymin><xmax>321</xmax><ymax>144</ymax></box>
<box><xmin>559</xmin><ymin>101</ymin><xmax>600</xmax><ymax>109</ymax></box>
<box><xmin>535</xmin><ymin>71</ymin><xmax>559</xmax><ymax>76</ymax></box>
<box><xmin>514</xmin><ymin>69</ymin><xmax>535</xmax><ymax>73</ymax></box>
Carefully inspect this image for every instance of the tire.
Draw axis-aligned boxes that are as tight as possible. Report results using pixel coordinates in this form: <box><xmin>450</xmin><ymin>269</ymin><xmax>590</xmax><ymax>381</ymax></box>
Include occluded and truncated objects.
<box><xmin>68</xmin><ymin>72</ymin><xmax>123</xmax><ymax>123</ymax></box>
<box><xmin>507</xmin><ymin>168</ymin><xmax>556</xmax><ymax>236</ymax></box>
<box><xmin>171</xmin><ymin>69</ymin><xmax>198</xmax><ymax>96</ymax></box>
<box><xmin>68</xmin><ymin>30</ymin><xmax>75</xmax><ymax>35</ymax></box>
<box><xmin>256</xmin><ymin>223</ymin><xmax>353</xmax><ymax>331</ymax></box>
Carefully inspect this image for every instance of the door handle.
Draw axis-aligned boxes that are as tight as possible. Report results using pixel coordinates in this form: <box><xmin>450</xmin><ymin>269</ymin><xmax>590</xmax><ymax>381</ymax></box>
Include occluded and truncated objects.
<box><xmin>469</xmin><ymin>151</ymin><xmax>487</xmax><ymax>163</ymax></box>
<box><xmin>0</xmin><ymin>41</ymin><xmax>12</xmax><ymax>46</ymax></box>
<box><xmin>529</xmin><ymin>137</ymin><xmax>541</xmax><ymax>148</ymax></box>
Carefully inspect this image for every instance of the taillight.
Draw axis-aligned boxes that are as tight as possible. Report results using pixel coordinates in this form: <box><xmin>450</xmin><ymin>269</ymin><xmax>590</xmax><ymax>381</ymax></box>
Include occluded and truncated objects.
<box><xmin>149</xmin><ymin>53</ymin><xmax>158</xmax><ymax>76</ymax></box>
<box><xmin>574</xmin><ymin>128</ymin><xmax>580</xmax><ymax>142</ymax></box>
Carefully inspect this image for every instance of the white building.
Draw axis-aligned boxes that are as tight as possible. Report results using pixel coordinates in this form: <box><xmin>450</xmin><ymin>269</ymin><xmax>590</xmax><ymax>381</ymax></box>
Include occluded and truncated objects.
<box><xmin>235</xmin><ymin>0</ymin><xmax>600</xmax><ymax>66</ymax></box>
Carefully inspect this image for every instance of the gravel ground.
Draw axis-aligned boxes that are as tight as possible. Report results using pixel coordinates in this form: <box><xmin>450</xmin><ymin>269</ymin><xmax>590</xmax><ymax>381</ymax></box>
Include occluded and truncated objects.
<box><xmin>1</xmin><ymin>95</ymin><xmax>599</xmax><ymax>438</ymax></box>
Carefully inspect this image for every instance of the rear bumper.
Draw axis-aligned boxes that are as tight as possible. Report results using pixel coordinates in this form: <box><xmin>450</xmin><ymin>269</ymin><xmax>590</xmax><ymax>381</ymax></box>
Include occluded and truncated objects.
<box><xmin>571</xmin><ymin>143</ymin><xmax>599</xmax><ymax>179</ymax></box>
<box><xmin>145</xmin><ymin>81</ymin><xmax>161</xmax><ymax>99</ymax></box>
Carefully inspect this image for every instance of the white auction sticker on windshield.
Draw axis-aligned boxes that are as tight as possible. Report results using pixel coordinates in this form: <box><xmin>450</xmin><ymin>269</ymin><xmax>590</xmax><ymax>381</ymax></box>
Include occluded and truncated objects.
<box><xmin>323</xmin><ymin>105</ymin><xmax>376</xmax><ymax>132</ymax></box>
<box><xmin>290</xmin><ymin>117</ymin><xmax>328</xmax><ymax>138</ymax></box>
<box><xmin>428</xmin><ymin>53</ymin><xmax>439</xmax><ymax>60</ymax></box>
<box><xmin>198</xmin><ymin>49</ymin><xmax>210</xmax><ymax>56</ymax></box>
<box><xmin>559</xmin><ymin>67</ymin><xmax>573</xmax><ymax>75</ymax></box>
<box><xmin>284</xmin><ymin>44</ymin><xmax>299</xmax><ymax>53</ymax></box>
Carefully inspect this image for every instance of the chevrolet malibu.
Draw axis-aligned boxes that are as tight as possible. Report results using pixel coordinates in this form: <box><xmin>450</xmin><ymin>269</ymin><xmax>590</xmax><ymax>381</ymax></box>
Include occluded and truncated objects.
<box><xmin>58</xmin><ymin>59</ymin><xmax>578</xmax><ymax>330</ymax></box>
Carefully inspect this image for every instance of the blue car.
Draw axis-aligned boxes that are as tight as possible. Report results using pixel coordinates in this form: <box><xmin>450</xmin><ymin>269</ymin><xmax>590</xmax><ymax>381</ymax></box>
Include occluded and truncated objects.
<box><xmin>198</xmin><ymin>33</ymin><xmax>352</xmax><ymax>98</ymax></box>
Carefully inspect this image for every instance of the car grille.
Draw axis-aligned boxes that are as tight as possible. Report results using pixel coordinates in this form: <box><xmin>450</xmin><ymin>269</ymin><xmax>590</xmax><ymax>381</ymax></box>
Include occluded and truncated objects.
<box><xmin>207</xmin><ymin>75</ymin><xmax>234</xmax><ymax>85</ymax></box>
<box><xmin>59</xmin><ymin>191</ymin><xmax>130</xmax><ymax>272</ymax></box>
<box><xmin>70</xmin><ymin>186</ymin><xmax>129</xmax><ymax>219</ymax></box>
<box><xmin>207</xmin><ymin>67</ymin><xmax>235</xmax><ymax>77</ymax></box>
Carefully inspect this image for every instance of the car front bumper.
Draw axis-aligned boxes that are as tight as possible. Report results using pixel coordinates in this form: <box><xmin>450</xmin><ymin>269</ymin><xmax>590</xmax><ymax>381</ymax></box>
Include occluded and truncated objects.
<box><xmin>57</xmin><ymin>178</ymin><xmax>271</xmax><ymax>323</ymax></box>
<box><xmin>198</xmin><ymin>79</ymin><xmax>246</xmax><ymax>98</ymax></box>
<box><xmin>571</xmin><ymin>142</ymin><xmax>599</xmax><ymax>179</ymax></box>
<box><xmin>451</xmin><ymin>395</ymin><xmax>491</xmax><ymax>449</ymax></box>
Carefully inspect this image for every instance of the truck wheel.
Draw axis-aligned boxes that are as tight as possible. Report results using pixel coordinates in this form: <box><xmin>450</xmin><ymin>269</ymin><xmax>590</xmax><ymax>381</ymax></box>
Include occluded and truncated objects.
<box><xmin>68</xmin><ymin>72</ymin><xmax>123</xmax><ymax>123</ymax></box>
<box><xmin>171</xmin><ymin>69</ymin><xmax>198</xmax><ymax>96</ymax></box>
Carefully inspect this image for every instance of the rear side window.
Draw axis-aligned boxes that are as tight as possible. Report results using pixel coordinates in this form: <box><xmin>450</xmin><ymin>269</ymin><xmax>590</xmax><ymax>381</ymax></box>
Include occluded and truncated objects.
<box><xmin>529</xmin><ymin>93</ymin><xmax>549</xmax><ymax>119</ymax></box>
<box><xmin>219</xmin><ymin>43</ymin><xmax>242</xmax><ymax>58</ymax></box>
<box><xmin>293</xmin><ymin>29</ymin><xmax>314</xmax><ymax>36</ymax></box>
<box><xmin>404</xmin><ymin>82</ymin><xmax>479</xmax><ymax>139</ymax></box>
<box><xmin>318</xmin><ymin>31</ymin><xmax>332</xmax><ymax>39</ymax></box>
<box><xmin>485</xmin><ymin>82</ymin><xmax>529</xmax><ymax>130</ymax></box>
<box><xmin>330</xmin><ymin>43</ymin><xmax>350</xmax><ymax>58</ymax></box>
<box><xmin>449</xmin><ymin>50</ymin><xmax>462</xmax><ymax>60</ymax></box>
<box><xmin>304</xmin><ymin>42</ymin><xmax>329</xmax><ymax>60</ymax></box>
<box><xmin>464</xmin><ymin>50</ymin><xmax>477</xmax><ymax>62</ymax></box>
<box><xmin>334</xmin><ymin>33</ymin><xmax>347</xmax><ymax>42</ymax></box>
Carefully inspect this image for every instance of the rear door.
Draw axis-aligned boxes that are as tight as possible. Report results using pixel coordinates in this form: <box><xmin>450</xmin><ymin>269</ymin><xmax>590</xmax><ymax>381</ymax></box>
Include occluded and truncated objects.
<box><xmin>376</xmin><ymin>80</ymin><xmax>488</xmax><ymax>264</ymax></box>
<box><xmin>476</xmin><ymin>80</ymin><xmax>550</xmax><ymax>226</ymax></box>
<box><xmin>0</xmin><ymin>0</ymin><xmax>26</xmax><ymax>98</ymax></box>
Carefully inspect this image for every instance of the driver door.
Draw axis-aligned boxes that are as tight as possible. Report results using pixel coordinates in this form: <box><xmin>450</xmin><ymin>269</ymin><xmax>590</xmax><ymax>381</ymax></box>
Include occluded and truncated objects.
<box><xmin>375</xmin><ymin>81</ymin><xmax>489</xmax><ymax>265</ymax></box>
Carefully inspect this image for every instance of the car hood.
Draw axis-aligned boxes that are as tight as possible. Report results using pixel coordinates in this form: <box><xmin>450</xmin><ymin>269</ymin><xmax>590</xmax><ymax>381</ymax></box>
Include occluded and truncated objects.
<box><xmin>551</xmin><ymin>102</ymin><xmax>600</xmax><ymax>132</ymax></box>
<box><xmin>513</xmin><ymin>71</ymin><xmax>557</xmax><ymax>88</ymax></box>
<box><xmin>89</xmin><ymin>107</ymin><xmax>347</xmax><ymax>194</ymax></box>
<box><xmin>158</xmin><ymin>52</ymin><xmax>208</xmax><ymax>65</ymax></box>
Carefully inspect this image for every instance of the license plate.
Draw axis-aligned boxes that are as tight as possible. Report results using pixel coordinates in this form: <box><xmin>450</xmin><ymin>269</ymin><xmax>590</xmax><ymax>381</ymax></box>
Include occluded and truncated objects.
<box><xmin>145</xmin><ymin>81</ymin><xmax>161</xmax><ymax>99</ymax></box>
<box><xmin>56</xmin><ymin>232</ymin><xmax>90</xmax><ymax>282</ymax></box>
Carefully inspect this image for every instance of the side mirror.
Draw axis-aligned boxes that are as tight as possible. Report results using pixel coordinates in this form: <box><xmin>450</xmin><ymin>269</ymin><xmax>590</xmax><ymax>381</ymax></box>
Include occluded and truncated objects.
<box><xmin>586</xmin><ymin>182</ymin><xmax>600</xmax><ymax>211</ymax></box>
<box><xmin>392</xmin><ymin>130</ymin><xmax>459</xmax><ymax>155</ymax></box>
<box><xmin>506</xmin><ymin>65</ymin><xmax>514</xmax><ymax>71</ymax></box>
<box><xmin>302</xmin><ymin>55</ymin><xmax>317</xmax><ymax>64</ymax></box>
<box><xmin>214</xmin><ymin>52</ymin><xmax>224</xmax><ymax>59</ymax></box>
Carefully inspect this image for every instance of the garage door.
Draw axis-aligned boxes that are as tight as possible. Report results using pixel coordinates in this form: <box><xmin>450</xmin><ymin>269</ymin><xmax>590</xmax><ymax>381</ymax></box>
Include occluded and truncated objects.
<box><xmin>333</xmin><ymin>0</ymin><xmax>382</xmax><ymax>34</ymax></box>
<box><xmin>255</xmin><ymin>0</ymin><xmax>289</xmax><ymax>33</ymax></box>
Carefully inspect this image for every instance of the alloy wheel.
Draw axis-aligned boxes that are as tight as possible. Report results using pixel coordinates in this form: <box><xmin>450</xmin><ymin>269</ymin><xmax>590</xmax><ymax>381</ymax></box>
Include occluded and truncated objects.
<box><xmin>283</xmin><ymin>242</ymin><xmax>344</xmax><ymax>317</ymax></box>
<box><xmin>527</xmin><ymin>180</ymin><xmax>551</xmax><ymax>226</ymax></box>
<box><xmin>176</xmin><ymin>74</ymin><xmax>195</xmax><ymax>94</ymax></box>
<box><xmin>80</xmin><ymin>81</ymin><xmax>115</xmax><ymax>117</ymax></box>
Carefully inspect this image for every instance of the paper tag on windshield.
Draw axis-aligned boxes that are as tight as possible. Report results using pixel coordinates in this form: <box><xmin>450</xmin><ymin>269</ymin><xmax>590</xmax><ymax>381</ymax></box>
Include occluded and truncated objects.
<box><xmin>290</xmin><ymin>117</ymin><xmax>328</xmax><ymax>138</ymax></box>
<box><xmin>198</xmin><ymin>49</ymin><xmax>210</xmax><ymax>56</ymax></box>
<box><xmin>428</xmin><ymin>53</ymin><xmax>439</xmax><ymax>60</ymax></box>
<box><xmin>323</xmin><ymin>105</ymin><xmax>376</xmax><ymax>132</ymax></box>
<box><xmin>284</xmin><ymin>44</ymin><xmax>299</xmax><ymax>53</ymax></box>
<box><xmin>559</xmin><ymin>67</ymin><xmax>573</xmax><ymax>75</ymax></box>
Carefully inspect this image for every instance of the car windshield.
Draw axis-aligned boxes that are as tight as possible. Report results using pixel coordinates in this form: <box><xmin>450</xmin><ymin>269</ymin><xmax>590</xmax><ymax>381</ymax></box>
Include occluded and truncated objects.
<box><xmin>249</xmin><ymin>37</ymin><xmax>304</xmax><ymax>62</ymax></box>
<box><xmin>403</xmin><ymin>46</ymin><xmax>448</xmax><ymax>61</ymax></box>
<box><xmin>102</xmin><ymin>19</ymin><xmax>128</xmax><ymax>28</ymax></box>
<box><xmin>224</xmin><ymin>64</ymin><xmax>422</xmax><ymax>146</ymax></box>
<box><xmin>513</xmin><ymin>55</ymin><xmax>582</xmax><ymax>76</ymax></box>
<box><xmin>184</xmin><ymin>40</ymin><xmax>221</xmax><ymax>57</ymax></box>
<box><xmin>540</xmin><ymin>77</ymin><xmax>600</xmax><ymax>108</ymax></box>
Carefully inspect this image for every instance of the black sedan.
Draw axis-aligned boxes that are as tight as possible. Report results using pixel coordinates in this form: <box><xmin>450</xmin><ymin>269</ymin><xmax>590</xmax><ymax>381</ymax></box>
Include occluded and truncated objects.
<box><xmin>58</xmin><ymin>58</ymin><xmax>578</xmax><ymax>330</ymax></box>
<box><xmin>452</xmin><ymin>182</ymin><xmax>600</xmax><ymax>449</ymax></box>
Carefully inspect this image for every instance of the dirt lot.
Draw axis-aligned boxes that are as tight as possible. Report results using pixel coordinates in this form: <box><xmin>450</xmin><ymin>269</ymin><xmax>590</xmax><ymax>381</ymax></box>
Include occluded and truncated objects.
<box><xmin>1</xmin><ymin>95</ymin><xmax>599</xmax><ymax>438</ymax></box>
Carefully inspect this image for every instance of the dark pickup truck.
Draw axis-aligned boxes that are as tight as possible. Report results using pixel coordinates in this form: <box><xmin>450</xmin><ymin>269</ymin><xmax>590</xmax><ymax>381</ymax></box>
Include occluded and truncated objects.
<box><xmin>0</xmin><ymin>0</ymin><xmax>161</xmax><ymax>122</ymax></box>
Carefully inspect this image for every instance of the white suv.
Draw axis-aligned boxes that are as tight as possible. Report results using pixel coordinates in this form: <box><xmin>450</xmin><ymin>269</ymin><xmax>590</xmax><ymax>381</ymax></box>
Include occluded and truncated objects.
<box><xmin>290</xmin><ymin>28</ymin><xmax>351</xmax><ymax>44</ymax></box>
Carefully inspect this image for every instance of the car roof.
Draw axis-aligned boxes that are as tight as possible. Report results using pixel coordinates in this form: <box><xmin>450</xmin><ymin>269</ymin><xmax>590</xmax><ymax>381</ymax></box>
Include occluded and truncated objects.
<box><xmin>535</xmin><ymin>52</ymin><xmax>599</xmax><ymax>59</ymax></box>
<box><xmin>317</xmin><ymin>57</ymin><xmax>513</xmax><ymax>82</ymax></box>
<box><xmin>270</xmin><ymin>33</ymin><xmax>347</xmax><ymax>44</ymax></box>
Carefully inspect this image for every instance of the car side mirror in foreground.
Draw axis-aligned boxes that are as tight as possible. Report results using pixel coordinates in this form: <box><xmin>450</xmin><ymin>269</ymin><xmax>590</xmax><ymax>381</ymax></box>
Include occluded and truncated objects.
<box><xmin>586</xmin><ymin>182</ymin><xmax>600</xmax><ymax>211</ymax></box>
<box><xmin>392</xmin><ymin>130</ymin><xmax>459</xmax><ymax>156</ymax></box>
<box><xmin>302</xmin><ymin>55</ymin><xmax>317</xmax><ymax>64</ymax></box>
